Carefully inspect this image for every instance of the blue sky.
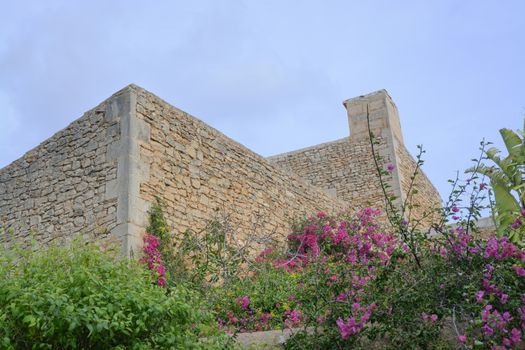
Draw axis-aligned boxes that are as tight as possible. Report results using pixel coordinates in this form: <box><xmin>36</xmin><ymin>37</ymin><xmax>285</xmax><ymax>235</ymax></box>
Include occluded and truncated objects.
<box><xmin>0</xmin><ymin>0</ymin><xmax>523</xmax><ymax>200</ymax></box>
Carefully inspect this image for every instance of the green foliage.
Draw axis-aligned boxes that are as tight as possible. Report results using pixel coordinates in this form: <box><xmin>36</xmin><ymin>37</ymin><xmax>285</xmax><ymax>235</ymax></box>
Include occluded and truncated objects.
<box><xmin>146</xmin><ymin>200</ymin><xmax>253</xmax><ymax>290</ymax></box>
<box><xmin>210</xmin><ymin>253</ymin><xmax>297</xmax><ymax>333</ymax></box>
<box><xmin>466</xmin><ymin>120</ymin><xmax>525</xmax><ymax>242</ymax></box>
<box><xmin>0</xmin><ymin>240</ymin><xmax>230</xmax><ymax>349</ymax></box>
<box><xmin>138</xmin><ymin>112</ymin><xmax>525</xmax><ymax>350</ymax></box>
<box><xmin>177</xmin><ymin>219</ymin><xmax>249</xmax><ymax>286</ymax></box>
<box><xmin>146</xmin><ymin>198</ymin><xmax>173</xmax><ymax>261</ymax></box>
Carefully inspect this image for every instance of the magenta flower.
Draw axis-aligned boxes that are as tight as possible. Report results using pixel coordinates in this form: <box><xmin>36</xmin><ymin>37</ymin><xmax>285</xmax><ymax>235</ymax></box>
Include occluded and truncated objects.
<box><xmin>333</xmin><ymin>224</ymin><xmax>349</xmax><ymax>245</ymax></box>
<box><xmin>140</xmin><ymin>234</ymin><xmax>167</xmax><ymax>287</ymax></box>
<box><xmin>458</xmin><ymin>335</ymin><xmax>467</xmax><ymax>343</ymax></box>
<box><xmin>336</xmin><ymin>317</ymin><xmax>361</xmax><ymax>339</ymax></box>
<box><xmin>430</xmin><ymin>314</ymin><xmax>438</xmax><ymax>322</ymax></box>
<box><xmin>511</xmin><ymin>218</ymin><xmax>523</xmax><ymax>230</ymax></box>
<box><xmin>317</xmin><ymin>211</ymin><xmax>327</xmax><ymax>219</ymax></box>
<box><xmin>284</xmin><ymin>309</ymin><xmax>302</xmax><ymax>327</ymax></box>
<box><xmin>475</xmin><ymin>290</ymin><xmax>485</xmax><ymax>303</ymax></box>
<box><xmin>336</xmin><ymin>292</ymin><xmax>347</xmax><ymax>302</ymax></box>
<box><xmin>236</xmin><ymin>296</ymin><xmax>250</xmax><ymax>310</ymax></box>
<box><xmin>510</xmin><ymin>328</ymin><xmax>522</xmax><ymax>343</ymax></box>
<box><xmin>481</xmin><ymin>324</ymin><xmax>494</xmax><ymax>335</ymax></box>
<box><xmin>336</xmin><ymin>318</ymin><xmax>352</xmax><ymax>339</ymax></box>
<box><xmin>514</xmin><ymin>266</ymin><xmax>525</xmax><ymax>277</ymax></box>
<box><xmin>386</xmin><ymin>163</ymin><xmax>395</xmax><ymax>173</ymax></box>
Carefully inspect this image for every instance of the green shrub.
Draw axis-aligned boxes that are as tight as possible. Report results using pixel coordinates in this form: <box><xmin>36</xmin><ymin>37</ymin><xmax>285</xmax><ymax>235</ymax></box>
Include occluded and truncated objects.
<box><xmin>211</xmin><ymin>251</ymin><xmax>298</xmax><ymax>333</ymax></box>
<box><xmin>466</xmin><ymin>119</ymin><xmax>525</xmax><ymax>243</ymax></box>
<box><xmin>0</xmin><ymin>240</ymin><xmax>230</xmax><ymax>349</ymax></box>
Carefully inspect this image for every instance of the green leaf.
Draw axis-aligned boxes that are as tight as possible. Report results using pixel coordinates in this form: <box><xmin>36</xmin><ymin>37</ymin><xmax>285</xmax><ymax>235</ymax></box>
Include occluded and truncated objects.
<box><xmin>500</xmin><ymin>128</ymin><xmax>522</xmax><ymax>158</ymax></box>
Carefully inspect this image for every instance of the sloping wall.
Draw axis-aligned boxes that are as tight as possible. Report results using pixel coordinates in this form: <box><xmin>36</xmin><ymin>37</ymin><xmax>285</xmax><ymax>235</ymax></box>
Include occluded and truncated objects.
<box><xmin>267</xmin><ymin>136</ymin><xmax>394</xmax><ymax>212</ymax></box>
<box><xmin>395</xmin><ymin>144</ymin><xmax>442</xmax><ymax>226</ymax></box>
<box><xmin>0</xmin><ymin>93</ymin><xmax>122</xmax><ymax>247</ymax></box>
<box><xmin>0</xmin><ymin>84</ymin><xmax>441</xmax><ymax>254</ymax></box>
<box><xmin>269</xmin><ymin>89</ymin><xmax>442</xmax><ymax>228</ymax></box>
<box><xmin>134</xmin><ymin>86</ymin><xmax>347</xmax><ymax>245</ymax></box>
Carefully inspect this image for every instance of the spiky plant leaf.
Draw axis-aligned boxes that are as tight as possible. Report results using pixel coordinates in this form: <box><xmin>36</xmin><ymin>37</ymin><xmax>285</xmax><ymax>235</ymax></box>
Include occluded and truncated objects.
<box><xmin>500</xmin><ymin>128</ymin><xmax>522</xmax><ymax>159</ymax></box>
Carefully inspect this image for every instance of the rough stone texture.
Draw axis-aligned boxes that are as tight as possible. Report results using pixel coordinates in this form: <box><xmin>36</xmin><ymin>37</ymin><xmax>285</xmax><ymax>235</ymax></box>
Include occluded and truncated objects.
<box><xmin>235</xmin><ymin>327</ymin><xmax>312</xmax><ymax>349</ymax></box>
<box><xmin>0</xmin><ymin>84</ymin><xmax>442</xmax><ymax>253</ymax></box>
<box><xmin>269</xmin><ymin>89</ymin><xmax>442</xmax><ymax>227</ymax></box>
<box><xmin>134</xmin><ymin>86</ymin><xmax>346</xmax><ymax>242</ymax></box>
<box><xmin>267</xmin><ymin>136</ymin><xmax>395</xmax><ymax>214</ymax></box>
<box><xmin>0</xmin><ymin>94</ymin><xmax>122</xmax><ymax>247</ymax></box>
<box><xmin>396</xmin><ymin>144</ymin><xmax>442</xmax><ymax>226</ymax></box>
<box><xmin>476</xmin><ymin>217</ymin><xmax>497</xmax><ymax>238</ymax></box>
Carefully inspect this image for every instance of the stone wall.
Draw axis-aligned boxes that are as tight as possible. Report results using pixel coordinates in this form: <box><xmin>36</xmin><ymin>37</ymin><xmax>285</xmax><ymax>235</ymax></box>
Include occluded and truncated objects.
<box><xmin>0</xmin><ymin>84</ymin><xmax>443</xmax><ymax>254</ymax></box>
<box><xmin>396</xmin><ymin>144</ymin><xmax>442</xmax><ymax>227</ymax></box>
<box><xmin>0</xmin><ymin>96</ymin><xmax>121</xmax><ymax>247</ymax></box>
<box><xmin>269</xmin><ymin>89</ymin><xmax>442</xmax><ymax>228</ymax></box>
<box><xmin>134</xmin><ymin>86</ymin><xmax>347</xmax><ymax>244</ymax></box>
<box><xmin>267</xmin><ymin>137</ymin><xmax>395</xmax><ymax>213</ymax></box>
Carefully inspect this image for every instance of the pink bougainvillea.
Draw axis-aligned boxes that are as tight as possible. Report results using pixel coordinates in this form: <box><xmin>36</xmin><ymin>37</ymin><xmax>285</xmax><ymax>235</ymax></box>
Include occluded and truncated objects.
<box><xmin>140</xmin><ymin>234</ymin><xmax>166</xmax><ymax>287</ymax></box>
<box><xmin>209</xmin><ymin>206</ymin><xmax>525</xmax><ymax>348</ymax></box>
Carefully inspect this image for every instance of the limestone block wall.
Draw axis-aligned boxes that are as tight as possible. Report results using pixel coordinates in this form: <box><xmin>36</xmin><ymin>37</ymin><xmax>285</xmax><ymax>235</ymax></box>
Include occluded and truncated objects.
<box><xmin>0</xmin><ymin>84</ymin><xmax>442</xmax><ymax>255</ymax></box>
<box><xmin>396</xmin><ymin>144</ymin><xmax>442</xmax><ymax>226</ymax></box>
<box><xmin>267</xmin><ymin>137</ymin><xmax>395</xmax><ymax>212</ymax></box>
<box><xmin>0</xmin><ymin>97</ymin><xmax>121</xmax><ymax>247</ymax></box>
<box><xmin>133</xmin><ymin>86</ymin><xmax>347</xmax><ymax>243</ymax></box>
<box><xmin>269</xmin><ymin>89</ymin><xmax>442</xmax><ymax>228</ymax></box>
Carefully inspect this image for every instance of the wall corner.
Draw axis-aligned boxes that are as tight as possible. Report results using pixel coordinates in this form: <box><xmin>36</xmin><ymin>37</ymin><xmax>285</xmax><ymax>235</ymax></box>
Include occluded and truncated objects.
<box><xmin>104</xmin><ymin>86</ymin><xmax>151</xmax><ymax>257</ymax></box>
<box><xmin>342</xmin><ymin>89</ymin><xmax>406</xmax><ymax>209</ymax></box>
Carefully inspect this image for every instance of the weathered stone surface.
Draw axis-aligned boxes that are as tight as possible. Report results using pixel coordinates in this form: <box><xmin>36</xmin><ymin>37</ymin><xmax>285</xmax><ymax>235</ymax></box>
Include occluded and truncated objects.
<box><xmin>0</xmin><ymin>85</ymin><xmax>441</xmax><ymax>254</ymax></box>
<box><xmin>0</xmin><ymin>92</ymin><xmax>121</xmax><ymax>247</ymax></box>
<box><xmin>134</xmin><ymin>86</ymin><xmax>346</xmax><ymax>243</ymax></box>
<box><xmin>269</xmin><ymin>89</ymin><xmax>441</xmax><ymax>227</ymax></box>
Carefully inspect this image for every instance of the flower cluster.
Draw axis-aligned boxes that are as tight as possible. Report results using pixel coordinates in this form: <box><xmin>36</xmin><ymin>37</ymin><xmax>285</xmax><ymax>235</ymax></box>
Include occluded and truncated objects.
<box><xmin>207</xmin><ymin>207</ymin><xmax>525</xmax><ymax>349</ymax></box>
<box><xmin>510</xmin><ymin>210</ymin><xmax>525</xmax><ymax>230</ymax></box>
<box><xmin>217</xmin><ymin>305</ymin><xmax>274</xmax><ymax>333</ymax></box>
<box><xmin>140</xmin><ymin>234</ymin><xmax>166</xmax><ymax>287</ymax></box>
<box><xmin>336</xmin><ymin>303</ymin><xmax>376</xmax><ymax>339</ymax></box>
<box><xmin>284</xmin><ymin>309</ymin><xmax>302</xmax><ymax>328</ymax></box>
<box><xmin>436</xmin><ymin>225</ymin><xmax>525</xmax><ymax>349</ymax></box>
<box><xmin>286</xmin><ymin>208</ymin><xmax>397</xmax><ymax>267</ymax></box>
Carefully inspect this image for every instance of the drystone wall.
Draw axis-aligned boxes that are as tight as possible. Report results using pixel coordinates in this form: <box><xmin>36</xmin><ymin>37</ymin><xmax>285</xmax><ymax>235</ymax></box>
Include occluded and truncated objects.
<box><xmin>395</xmin><ymin>144</ymin><xmax>442</xmax><ymax>226</ymax></box>
<box><xmin>0</xmin><ymin>84</ymin><xmax>444</xmax><ymax>255</ymax></box>
<box><xmin>134</xmin><ymin>86</ymin><xmax>347</xmax><ymax>243</ymax></box>
<box><xmin>0</xmin><ymin>99</ymin><xmax>121</xmax><ymax>247</ymax></box>
<box><xmin>267</xmin><ymin>137</ymin><xmax>396</xmax><ymax>213</ymax></box>
<box><xmin>269</xmin><ymin>89</ymin><xmax>442</xmax><ymax>228</ymax></box>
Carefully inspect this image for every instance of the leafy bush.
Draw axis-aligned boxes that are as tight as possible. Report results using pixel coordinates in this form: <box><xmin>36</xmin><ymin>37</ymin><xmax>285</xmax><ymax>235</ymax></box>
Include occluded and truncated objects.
<box><xmin>202</xmin><ymin>204</ymin><xmax>524</xmax><ymax>349</ymax></box>
<box><xmin>142</xmin><ymin>113</ymin><xmax>525</xmax><ymax>350</ymax></box>
<box><xmin>146</xmin><ymin>200</ymin><xmax>274</xmax><ymax>291</ymax></box>
<box><xmin>211</xmin><ymin>249</ymin><xmax>298</xmax><ymax>333</ymax></box>
<box><xmin>466</xmin><ymin>120</ymin><xmax>525</xmax><ymax>243</ymax></box>
<box><xmin>278</xmin><ymin>211</ymin><xmax>525</xmax><ymax>350</ymax></box>
<box><xmin>0</xmin><ymin>240</ymin><xmax>230</xmax><ymax>349</ymax></box>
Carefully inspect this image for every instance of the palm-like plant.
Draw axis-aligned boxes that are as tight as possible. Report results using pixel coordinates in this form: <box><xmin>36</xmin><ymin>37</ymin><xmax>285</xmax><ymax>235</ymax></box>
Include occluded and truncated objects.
<box><xmin>466</xmin><ymin>120</ymin><xmax>525</xmax><ymax>242</ymax></box>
